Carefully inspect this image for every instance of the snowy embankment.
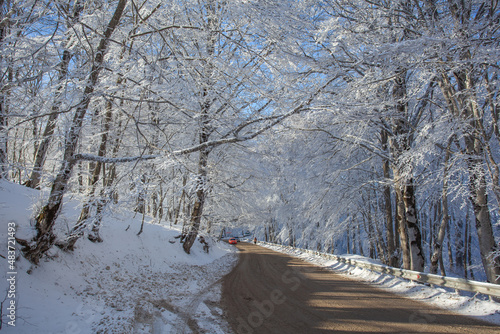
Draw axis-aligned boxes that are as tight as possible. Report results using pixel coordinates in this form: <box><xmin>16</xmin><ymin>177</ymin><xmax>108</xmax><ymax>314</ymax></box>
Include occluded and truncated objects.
<box><xmin>260</xmin><ymin>242</ymin><xmax>500</xmax><ymax>326</ymax></box>
<box><xmin>0</xmin><ymin>180</ymin><xmax>237</xmax><ymax>333</ymax></box>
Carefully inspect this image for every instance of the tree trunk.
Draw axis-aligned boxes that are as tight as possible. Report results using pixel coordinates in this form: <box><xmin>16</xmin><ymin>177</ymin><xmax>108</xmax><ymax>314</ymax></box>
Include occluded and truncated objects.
<box><xmin>181</xmin><ymin>1</ymin><xmax>218</xmax><ymax>254</ymax></box>
<box><xmin>0</xmin><ymin>77</ymin><xmax>8</xmax><ymax>178</ymax></box>
<box><xmin>87</xmin><ymin>144</ymin><xmax>122</xmax><ymax>243</ymax></box>
<box><xmin>346</xmin><ymin>219</ymin><xmax>351</xmax><ymax>255</ymax></box>
<box><xmin>288</xmin><ymin>224</ymin><xmax>295</xmax><ymax>247</ymax></box>
<box><xmin>455</xmin><ymin>216</ymin><xmax>465</xmax><ymax>275</ymax></box>
<box><xmin>438</xmin><ymin>70</ymin><xmax>500</xmax><ymax>283</ymax></box>
<box><xmin>182</xmin><ymin>137</ymin><xmax>209</xmax><ymax>254</ymax></box>
<box><xmin>58</xmin><ymin>99</ymin><xmax>113</xmax><ymax>250</ymax></box>
<box><xmin>390</xmin><ymin>68</ymin><xmax>425</xmax><ymax>271</ymax></box>
<box><xmin>430</xmin><ymin>139</ymin><xmax>452</xmax><ymax>274</ymax></box>
<box><xmin>364</xmin><ymin>203</ymin><xmax>375</xmax><ymax>259</ymax></box>
<box><xmin>358</xmin><ymin>220</ymin><xmax>364</xmax><ymax>257</ymax></box>
<box><xmin>467</xmin><ymin>153</ymin><xmax>500</xmax><ymax>283</ymax></box>
<box><xmin>182</xmin><ymin>80</ymin><xmax>212</xmax><ymax>254</ymax></box>
<box><xmin>438</xmin><ymin>1</ymin><xmax>500</xmax><ymax>284</ymax></box>
<box><xmin>395</xmin><ymin>185</ymin><xmax>411</xmax><ymax>269</ymax></box>
<box><xmin>87</xmin><ymin>111</ymin><xmax>124</xmax><ymax>242</ymax></box>
<box><xmin>402</xmin><ymin>181</ymin><xmax>425</xmax><ymax>272</ymax></box>
<box><xmin>381</xmin><ymin>129</ymin><xmax>397</xmax><ymax>266</ymax></box>
<box><xmin>26</xmin><ymin>1</ymin><xmax>83</xmax><ymax>189</ymax></box>
<box><xmin>174</xmin><ymin>175</ymin><xmax>187</xmax><ymax>225</ymax></box>
<box><xmin>21</xmin><ymin>0</ymin><xmax>128</xmax><ymax>264</ymax></box>
<box><xmin>465</xmin><ymin>100</ymin><xmax>500</xmax><ymax>283</ymax></box>
<box><xmin>26</xmin><ymin>49</ymin><xmax>71</xmax><ymax>189</ymax></box>
<box><xmin>374</xmin><ymin>220</ymin><xmax>387</xmax><ymax>263</ymax></box>
<box><xmin>465</xmin><ymin>214</ymin><xmax>475</xmax><ymax>280</ymax></box>
<box><xmin>0</xmin><ymin>5</ymin><xmax>11</xmax><ymax>179</ymax></box>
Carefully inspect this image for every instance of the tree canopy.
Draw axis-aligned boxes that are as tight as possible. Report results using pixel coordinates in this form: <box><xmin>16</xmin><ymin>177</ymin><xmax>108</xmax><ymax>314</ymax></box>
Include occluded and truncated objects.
<box><xmin>1</xmin><ymin>0</ymin><xmax>499</xmax><ymax>283</ymax></box>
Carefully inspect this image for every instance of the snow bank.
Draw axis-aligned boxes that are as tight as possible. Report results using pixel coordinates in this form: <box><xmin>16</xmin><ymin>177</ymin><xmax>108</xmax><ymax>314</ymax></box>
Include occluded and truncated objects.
<box><xmin>261</xmin><ymin>242</ymin><xmax>500</xmax><ymax>326</ymax></box>
<box><xmin>0</xmin><ymin>180</ymin><xmax>237</xmax><ymax>333</ymax></box>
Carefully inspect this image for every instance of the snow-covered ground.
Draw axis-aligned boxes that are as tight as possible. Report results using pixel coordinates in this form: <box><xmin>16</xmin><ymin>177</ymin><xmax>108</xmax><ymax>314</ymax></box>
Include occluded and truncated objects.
<box><xmin>261</xmin><ymin>242</ymin><xmax>500</xmax><ymax>326</ymax></box>
<box><xmin>0</xmin><ymin>180</ymin><xmax>237</xmax><ymax>333</ymax></box>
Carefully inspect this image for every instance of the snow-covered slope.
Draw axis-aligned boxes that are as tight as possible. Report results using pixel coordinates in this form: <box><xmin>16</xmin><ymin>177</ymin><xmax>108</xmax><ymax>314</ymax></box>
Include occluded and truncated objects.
<box><xmin>0</xmin><ymin>180</ymin><xmax>237</xmax><ymax>333</ymax></box>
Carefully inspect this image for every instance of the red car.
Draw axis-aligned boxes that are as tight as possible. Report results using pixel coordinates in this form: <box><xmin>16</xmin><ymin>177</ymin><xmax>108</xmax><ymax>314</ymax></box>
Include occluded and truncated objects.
<box><xmin>228</xmin><ymin>237</ymin><xmax>238</xmax><ymax>244</ymax></box>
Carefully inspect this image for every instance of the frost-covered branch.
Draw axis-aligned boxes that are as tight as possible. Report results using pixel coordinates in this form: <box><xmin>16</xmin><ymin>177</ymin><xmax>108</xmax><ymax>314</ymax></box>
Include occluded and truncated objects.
<box><xmin>72</xmin><ymin>153</ymin><xmax>159</xmax><ymax>164</ymax></box>
<box><xmin>289</xmin><ymin>126</ymin><xmax>391</xmax><ymax>162</ymax></box>
<box><xmin>131</xmin><ymin>25</ymin><xmax>203</xmax><ymax>38</ymax></box>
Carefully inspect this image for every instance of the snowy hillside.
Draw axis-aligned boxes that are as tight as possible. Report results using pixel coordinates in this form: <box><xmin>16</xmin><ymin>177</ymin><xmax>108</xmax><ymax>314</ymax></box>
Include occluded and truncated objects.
<box><xmin>0</xmin><ymin>180</ymin><xmax>237</xmax><ymax>333</ymax></box>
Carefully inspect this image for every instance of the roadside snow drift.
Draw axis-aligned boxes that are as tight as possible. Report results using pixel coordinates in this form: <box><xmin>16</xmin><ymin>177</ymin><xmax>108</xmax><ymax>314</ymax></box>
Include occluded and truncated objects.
<box><xmin>0</xmin><ymin>180</ymin><xmax>237</xmax><ymax>333</ymax></box>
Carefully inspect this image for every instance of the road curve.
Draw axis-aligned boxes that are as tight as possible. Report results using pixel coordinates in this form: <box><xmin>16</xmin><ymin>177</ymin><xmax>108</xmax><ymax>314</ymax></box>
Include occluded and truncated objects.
<box><xmin>221</xmin><ymin>242</ymin><xmax>499</xmax><ymax>334</ymax></box>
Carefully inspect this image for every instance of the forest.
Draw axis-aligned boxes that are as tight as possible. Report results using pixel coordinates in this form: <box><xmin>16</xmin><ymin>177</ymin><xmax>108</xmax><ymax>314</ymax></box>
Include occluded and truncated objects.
<box><xmin>1</xmin><ymin>0</ymin><xmax>499</xmax><ymax>284</ymax></box>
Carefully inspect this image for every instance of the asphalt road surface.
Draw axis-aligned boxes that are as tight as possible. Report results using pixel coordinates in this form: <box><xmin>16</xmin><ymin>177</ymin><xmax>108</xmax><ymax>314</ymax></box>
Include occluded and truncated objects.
<box><xmin>221</xmin><ymin>242</ymin><xmax>499</xmax><ymax>334</ymax></box>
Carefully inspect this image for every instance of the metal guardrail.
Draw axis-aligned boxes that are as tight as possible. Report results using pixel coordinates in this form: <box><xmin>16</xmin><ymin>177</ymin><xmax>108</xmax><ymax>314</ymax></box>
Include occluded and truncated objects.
<box><xmin>259</xmin><ymin>242</ymin><xmax>500</xmax><ymax>299</ymax></box>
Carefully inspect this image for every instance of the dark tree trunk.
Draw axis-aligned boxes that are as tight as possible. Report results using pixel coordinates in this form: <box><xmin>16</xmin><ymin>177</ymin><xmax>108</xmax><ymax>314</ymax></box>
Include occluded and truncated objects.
<box><xmin>402</xmin><ymin>181</ymin><xmax>425</xmax><ymax>272</ymax></box>
<box><xmin>431</xmin><ymin>139</ymin><xmax>452</xmax><ymax>275</ymax></box>
<box><xmin>467</xmin><ymin>154</ymin><xmax>500</xmax><ymax>283</ymax></box>
<box><xmin>58</xmin><ymin>100</ymin><xmax>113</xmax><ymax>250</ymax></box>
<box><xmin>438</xmin><ymin>65</ymin><xmax>500</xmax><ymax>284</ymax></box>
<box><xmin>182</xmin><ymin>139</ymin><xmax>209</xmax><ymax>254</ymax></box>
<box><xmin>181</xmin><ymin>2</ymin><xmax>218</xmax><ymax>254</ymax></box>
<box><xmin>26</xmin><ymin>1</ymin><xmax>83</xmax><ymax>189</ymax></box>
<box><xmin>21</xmin><ymin>0</ymin><xmax>128</xmax><ymax>264</ymax></box>
<box><xmin>390</xmin><ymin>69</ymin><xmax>425</xmax><ymax>271</ymax></box>
<box><xmin>395</xmin><ymin>184</ymin><xmax>411</xmax><ymax>269</ymax></box>
<box><xmin>381</xmin><ymin>129</ymin><xmax>398</xmax><ymax>266</ymax></box>
<box><xmin>0</xmin><ymin>6</ymin><xmax>10</xmax><ymax>179</ymax></box>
